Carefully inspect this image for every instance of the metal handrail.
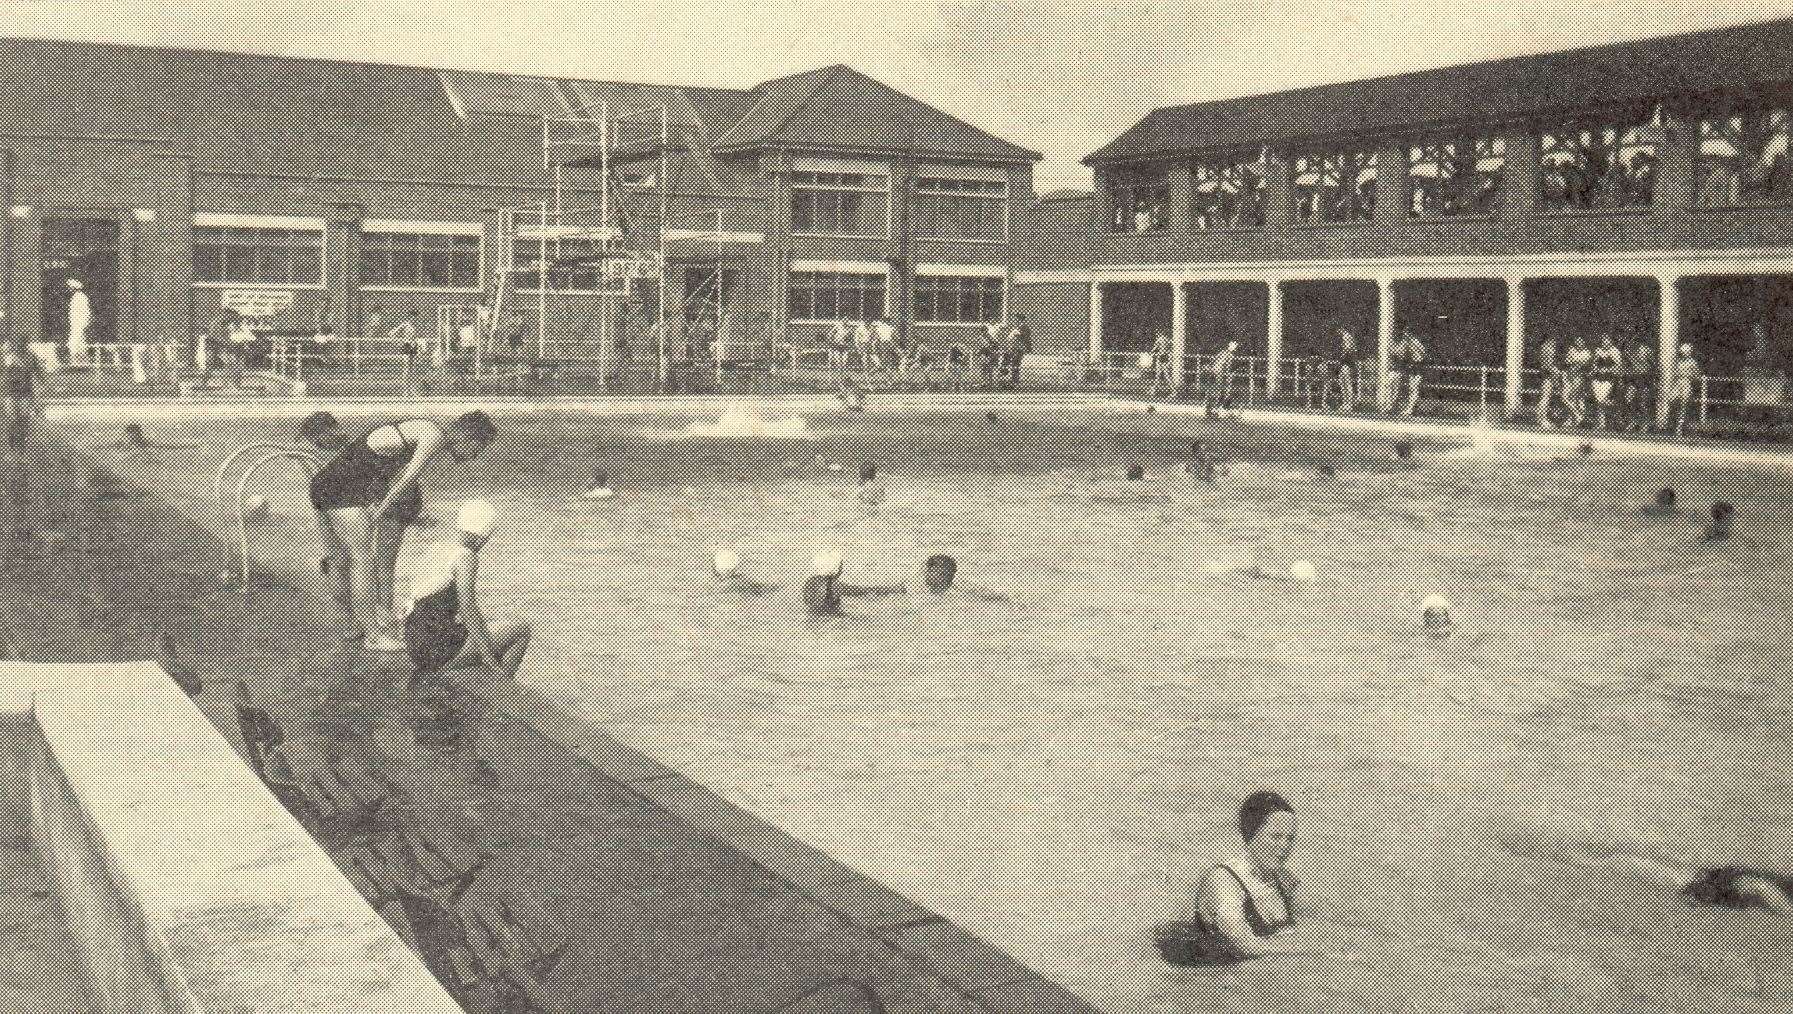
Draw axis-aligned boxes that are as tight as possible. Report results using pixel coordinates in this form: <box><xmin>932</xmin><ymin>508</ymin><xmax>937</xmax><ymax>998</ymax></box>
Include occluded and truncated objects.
<box><xmin>228</xmin><ymin>449</ymin><xmax>321</xmax><ymax>590</ymax></box>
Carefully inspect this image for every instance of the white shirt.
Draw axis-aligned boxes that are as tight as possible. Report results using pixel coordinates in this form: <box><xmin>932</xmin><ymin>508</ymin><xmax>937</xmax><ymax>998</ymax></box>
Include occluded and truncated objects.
<box><xmin>67</xmin><ymin>292</ymin><xmax>91</xmax><ymax>327</ymax></box>
<box><xmin>872</xmin><ymin>321</ymin><xmax>896</xmax><ymax>345</ymax></box>
<box><xmin>407</xmin><ymin>541</ymin><xmax>469</xmax><ymax>612</ymax></box>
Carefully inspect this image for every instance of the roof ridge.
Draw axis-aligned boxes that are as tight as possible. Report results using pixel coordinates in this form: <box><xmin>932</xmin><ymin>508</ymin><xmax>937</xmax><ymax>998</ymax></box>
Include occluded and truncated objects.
<box><xmin>712</xmin><ymin>64</ymin><xmax>839</xmax><ymax>151</ymax></box>
<box><xmin>0</xmin><ymin>33</ymin><xmax>755</xmax><ymax>96</ymax></box>
<box><xmin>1149</xmin><ymin>14</ymin><xmax>1793</xmax><ymax>117</ymax></box>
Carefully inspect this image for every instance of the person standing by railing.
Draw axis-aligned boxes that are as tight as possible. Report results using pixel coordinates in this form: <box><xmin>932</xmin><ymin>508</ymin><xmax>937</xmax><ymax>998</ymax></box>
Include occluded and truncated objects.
<box><xmin>1667</xmin><ymin>343</ymin><xmax>1702</xmax><ymax>437</ymax></box>
<box><xmin>1389</xmin><ymin>328</ymin><xmax>1426</xmax><ymax>417</ymax></box>
<box><xmin>1208</xmin><ymin>340</ymin><xmax>1239</xmax><ymax>410</ymax></box>
<box><xmin>1625</xmin><ymin>338</ymin><xmax>1656</xmax><ymax>433</ymax></box>
<box><xmin>1533</xmin><ymin>335</ymin><xmax>1561</xmax><ymax>427</ymax></box>
<box><xmin>1559</xmin><ymin>335</ymin><xmax>1592</xmax><ymax>428</ymax></box>
<box><xmin>1589</xmin><ymin>334</ymin><xmax>1623</xmax><ymax>431</ymax></box>
<box><xmin>1335</xmin><ymin>328</ymin><xmax>1362</xmax><ymax>411</ymax></box>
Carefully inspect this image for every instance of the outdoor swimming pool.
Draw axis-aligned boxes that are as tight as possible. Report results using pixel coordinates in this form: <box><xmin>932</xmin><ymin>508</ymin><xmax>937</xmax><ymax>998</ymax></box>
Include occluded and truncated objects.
<box><xmin>100</xmin><ymin>402</ymin><xmax>1793</xmax><ymax>1014</ymax></box>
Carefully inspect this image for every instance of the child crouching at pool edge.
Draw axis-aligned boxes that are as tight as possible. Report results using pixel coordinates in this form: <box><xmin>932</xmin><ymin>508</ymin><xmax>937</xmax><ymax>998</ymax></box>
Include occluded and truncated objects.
<box><xmin>403</xmin><ymin>500</ymin><xmax>532</xmax><ymax>683</ymax></box>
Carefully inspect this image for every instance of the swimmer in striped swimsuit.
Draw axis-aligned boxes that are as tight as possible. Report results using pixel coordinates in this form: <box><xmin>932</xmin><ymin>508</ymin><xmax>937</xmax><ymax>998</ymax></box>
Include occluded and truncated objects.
<box><xmin>309</xmin><ymin>410</ymin><xmax>495</xmax><ymax>651</ymax></box>
<box><xmin>402</xmin><ymin>500</ymin><xmax>531</xmax><ymax>680</ymax></box>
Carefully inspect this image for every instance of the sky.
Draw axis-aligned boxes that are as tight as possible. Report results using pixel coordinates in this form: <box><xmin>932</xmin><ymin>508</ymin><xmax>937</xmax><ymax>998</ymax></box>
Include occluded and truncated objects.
<box><xmin>2</xmin><ymin>1</ymin><xmax>1791</xmax><ymax>189</ymax></box>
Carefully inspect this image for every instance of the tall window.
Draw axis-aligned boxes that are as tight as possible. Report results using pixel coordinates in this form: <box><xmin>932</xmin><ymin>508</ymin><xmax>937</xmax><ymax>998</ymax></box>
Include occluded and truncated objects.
<box><xmin>789</xmin><ymin>270</ymin><xmax>886</xmax><ymax>322</ymax></box>
<box><xmin>1696</xmin><ymin>105</ymin><xmax>1793</xmax><ymax>207</ymax></box>
<box><xmin>1192</xmin><ymin>156</ymin><xmax>1266</xmax><ymax>229</ymax></box>
<box><xmin>913</xmin><ymin>177</ymin><xmax>1008</xmax><ymax>242</ymax></box>
<box><xmin>193</xmin><ymin>225</ymin><xmax>324</xmax><ymax>286</ymax></box>
<box><xmin>514</xmin><ymin>236</ymin><xmax>605</xmax><ymax>292</ymax></box>
<box><xmin>1539</xmin><ymin>117</ymin><xmax>1660</xmax><ymax>211</ymax></box>
<box><xmin>1108</xmin><ymin>169</ymin><xmax>1170</xmax><ymax>233</ymax></box>
<box><xmin>913</xmin><ymin>274</ymin><xmax>1003</xmax><ymax>324</ymax></box>
<box><xmin>791</xmin><ymin>171</ymin><xmax>889</xmax><ymax>237</ymax></box>
<box><xmin>1293</xmin><ymin>151</ymin><xmax>1377</xmax><ymax>223</ymax></box>
<box><xmin>1409</xmin><ymin>136</ymin><xmax>1506</xmax><ymax>216</ymax></box>
<box><xmin>359</xmin><ymin>229</ymin><xmax>482</xmax><ymax>289</ymax></box>
<box><xmin>682</xmin><ymin>266</ymin><xmax>737</xmax><ymax>322</ymax></box>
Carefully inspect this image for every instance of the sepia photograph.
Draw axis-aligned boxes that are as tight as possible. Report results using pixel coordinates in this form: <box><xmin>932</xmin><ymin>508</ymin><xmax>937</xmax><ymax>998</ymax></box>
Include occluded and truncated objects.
<box><xmin>0</xmin><ymin>3</ymin><xmax>1790</xmax><ymax>1012</ymax></box>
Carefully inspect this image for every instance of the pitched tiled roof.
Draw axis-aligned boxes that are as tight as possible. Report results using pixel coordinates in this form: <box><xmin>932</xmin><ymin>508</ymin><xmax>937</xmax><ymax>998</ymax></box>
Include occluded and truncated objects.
<box><xmin>1090</xmin><ymin>16</ymin><xmax>1793</xmax><ymax>165</ymax></box>
<box><xmin>714</xmin><ymin>64</ymin><xmax>1039</xmax><ymax>162</ymax></box>
<box><xmin>0</xmin><ymin>37</ymin><xmax>1033</xmax><ymax>187</ymax></box>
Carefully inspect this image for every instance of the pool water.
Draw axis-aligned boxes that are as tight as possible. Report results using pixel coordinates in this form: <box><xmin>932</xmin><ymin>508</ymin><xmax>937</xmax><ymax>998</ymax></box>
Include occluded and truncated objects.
<box><xmin>117</xmin><ymin>405</ymin><xmax>1793</xmax><ymax>1013</ymax></box>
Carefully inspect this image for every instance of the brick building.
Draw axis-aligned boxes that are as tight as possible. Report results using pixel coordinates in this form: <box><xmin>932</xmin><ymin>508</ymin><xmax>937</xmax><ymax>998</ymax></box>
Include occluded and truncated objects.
<box><xmin>1014</xmin><ymin>17</ymin><xmax>1793</xmax><ymax>419</ymax></box>
<box><xmin>0</xmin><ymin>37</ymin><xmax>1037</xmax><ymax>362</ymax></box>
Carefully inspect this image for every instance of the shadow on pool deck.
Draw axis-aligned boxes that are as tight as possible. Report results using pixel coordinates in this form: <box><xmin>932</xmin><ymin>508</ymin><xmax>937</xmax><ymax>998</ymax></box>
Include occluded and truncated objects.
<box><xmin>0</xmin><ymin>436</ymin><xmax>1100</xmax><ymax>1014</ymax></box>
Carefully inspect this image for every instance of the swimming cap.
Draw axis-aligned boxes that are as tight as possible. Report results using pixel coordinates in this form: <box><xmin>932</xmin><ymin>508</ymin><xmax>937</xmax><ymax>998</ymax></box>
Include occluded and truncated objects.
<box><xmin>1421</xmin><ymin>594</ymin><xmax>1452</xmax><ymax>614</ymax></box>
<box><xmin>457</xmin><ymin>500</ymin><xmax>498</xmax><ymax>538</ymax></box>
<box><xmin>713</xmin><ymin>549</ymin><xmax>741</xmax><ymax>576</ymax></box>
<box><xmin>1290</xmin><ymin>560</ymin><xmax>1317</xmax><ymax>582</ymax></box>
<box><xmin>1239</xmin><ymin>791</ymin><xmax>1294</xmax><ymax>842</ymax></box>
<box><xmin>811</xmin><ymin>550</ymin><xmax>845</xmax><ymax>577</ymax></box>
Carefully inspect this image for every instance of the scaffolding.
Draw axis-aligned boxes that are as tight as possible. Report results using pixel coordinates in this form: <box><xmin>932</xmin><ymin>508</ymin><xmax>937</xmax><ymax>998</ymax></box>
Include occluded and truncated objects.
<box><xmin>487</xmin><ymin>98</ymin><xmax>746</xmax><ymax>390</ymax></box>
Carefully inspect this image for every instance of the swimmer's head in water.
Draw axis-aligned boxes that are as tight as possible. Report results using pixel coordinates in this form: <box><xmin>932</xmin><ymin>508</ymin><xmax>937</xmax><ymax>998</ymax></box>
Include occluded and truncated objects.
<box><xmin>811</xmin><ymin>550</ymin><xmax>845</xmax><ymax>578</ymax></box>
<box><xmin>1239</xmin><ymin>791</ymin><xmax>1297</xmax><ymax>872</ymax></box>
<box><xmin>712</xmin><ymin>549</ymin><xmax>741</xmax><ymax>578</ymax></box>
<box><xmin>1317</xmin><ymin>464</ymin><xmax>1337</xmax><ymax>479</ymax></box>
<box><xmin>1712</xmin><ymin>501</ymin><xmax>1735</xmax><ymax>522</ymax></box>
<box><xmin>448</xmin><ymin>410</ymin><xmax>496</xmax><ymax>462</ymax></box>
<box><xmin>1656</xmin><ymin>487</ymin><xmax>1678</xmax><ymax>509</ymax></box>
<box><xmin>590</xmin><ymin>469</ymin><xmax>610</xmax><ymax>489</ymax></box>
<box><xmin>923</xmin><ymin>554</ymin><xmax>957</xmax><ymax>594</ymax></box>
<box><xmin>123</xmin><ymin>423</ymin><xmax>148</xmax><ymax>446</ymax></box>
<box><xmin>860</xmin><ymin>463</ymin><xmax>877</xmax><ymax>483</ymax></box>
<box><xmin>456</xmin><ymin>499</ymin><xmax>498</xmax><ymax>545</ymax></box>
<box><xmin>298</xmin><ymin>411</ymin><xmax>346</xmax><ymax>451</ymax></box>
<box><xmin>1395</xmin><ymin>440</ymin><xmax>1413</xmax><ymax>460</ymax></box>
<box><xmin>1126</xmin><ymin>465</ymin><xmax>1145</xmax><ymax>481</ymax></box>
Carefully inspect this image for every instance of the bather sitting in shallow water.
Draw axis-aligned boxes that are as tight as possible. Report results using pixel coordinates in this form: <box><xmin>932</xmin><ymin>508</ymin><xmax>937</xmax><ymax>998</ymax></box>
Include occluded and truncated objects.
<box><xmin>711</xmin><ymin>550</ymin><xmax>777</xmax><ymax>597</ymax></box>
<box><xmin>920</xmin><ymin>554</ymin><xmax>1010</xmax><ymax>602</ymax></box>
<box><xmin>1156</xmin><ymin>792</ymin><xmax>1344</xmax><ymax>965</ymax></box>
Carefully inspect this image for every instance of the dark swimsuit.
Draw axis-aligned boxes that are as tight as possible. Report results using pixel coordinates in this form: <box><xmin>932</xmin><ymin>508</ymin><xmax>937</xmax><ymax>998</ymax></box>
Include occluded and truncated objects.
<box><xmin>404</xmin><ymin>580</ymin><xmax>467</xmax><ymax>676</ymax></box>
<box><xmin>1156</xmin><ymin>864</ymin><xmax>1295</xmax><ymax>966</ymax></box>
<box><xmin>309</xmin><ymin>423</ymin><xmax>425</xmax><ymax>522</ymax></box>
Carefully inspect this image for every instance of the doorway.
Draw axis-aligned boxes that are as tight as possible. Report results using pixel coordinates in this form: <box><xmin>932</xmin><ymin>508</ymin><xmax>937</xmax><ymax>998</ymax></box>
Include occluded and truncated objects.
<box><xmin>39</xmin><ymin>218</ymin><xmax>120</xmax><ymax>347</ymax></box>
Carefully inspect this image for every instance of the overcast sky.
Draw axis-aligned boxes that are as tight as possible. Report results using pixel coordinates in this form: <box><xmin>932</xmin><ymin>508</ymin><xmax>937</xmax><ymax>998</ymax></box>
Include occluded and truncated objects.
<box><xmin>3</xmin><ymin>2</ymin><xmax>1791</xmax><ymax>187</ymax></box>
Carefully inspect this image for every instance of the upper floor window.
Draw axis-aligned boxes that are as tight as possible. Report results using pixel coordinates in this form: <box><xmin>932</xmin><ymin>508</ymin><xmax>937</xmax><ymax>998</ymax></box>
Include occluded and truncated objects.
<box><xmin>1539</xmin><ymin>116</ymin><xmax>1659</xmax><ymax>211</ymax></box>
<box><xmin>913</xmin><ymin>177</ymin><xmax>1008</xmax><ymax>242</ymax></box>
<box><xmin>1696</xmin><ymin>105</ymin><xmax>1793</xmax><ymax>207</ymax></box>
<box><xmin>1192</xmin><ymin>156</ymin><xmax>1266</xmax><ymax>229</ymax></box>
<box><xmin>1294</xmin><ymin>151</ymin><xmax>1377</xmax><ymax>223</ymax></box>
<box><xmin>359</xmin><ymin>228</ymin><xmax>482</xmax><ymax>290</ymax></box>
<box><xmin>193</xmin><ymin>224</ymin><xmax>325</xmax><ymax>286</ymax></box>
<box><xmin>1409</xmin><ymin>136</ymin><xmax>1506</xmax><ymax>217</ymax></box>
<box><xmin>791</xmin><ymin>170</ymin><xmax>889</xmax><ymax>237</ymax></box>
<box><xmin>1108</xmin><ymin>169</ymin><xmax>1170</xmax><ymax>233</ymax></box>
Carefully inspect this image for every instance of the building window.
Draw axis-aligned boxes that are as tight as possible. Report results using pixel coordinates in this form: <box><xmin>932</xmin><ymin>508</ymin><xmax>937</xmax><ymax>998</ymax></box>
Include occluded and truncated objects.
<box><xmin>193</xmin><ymin>225</ymin><xmax>324</xmax><ymax>286</ymax></box>
<box><xmin>791</xmin><ymin>171</ymin><xmax>889</xmax><ymax>237</ymax></box>
<box><xmin>913</xmin><ymin>274</ymin><xmax>1003</xmax><ymax>324</ymax></box>
<box><xmin>789</xmin><ymin>270</ymin><xmax>886</xmax><ymax>321</ymax></box>
<box><xmin>1539</xmin><ymin>117</ymin><xmax>1660</xmax><ymax>211</ymax></box>
<box><xmin>913</xmin><ymin>177</ymin><xmax>1008</xmax><ymax>242</ymax></box>
<box><xmin>1192</xmin><ymin>156</ymin><xmax>1266</xmax><ymax>229</ymax></box>
<box><xmin>1108</xmin><ymin>169</ymin><xmax>1170</xmax><ymax>233</ymax></box>
<box><xmin>1696</xmin><ymin>105</ymin><xmax>1793</xmax><ymax>207</ymax></box>
<box><xmin>682</xmin><ymin>265</ymin><xmax>737</xmax><ymax>322</ymax></box>
<box><xmin>359</xmin><ymin>230</ymin><xmax>482</xmax><ymax>289</ymax></box>
<box><xmin>1294</xmin><ymin>151</ymin><xmax>1377</xmax><ymax>223</ymax></box>
<box><xmin>514</xmin><ymin>236</ymin><xmax>605</xmax><ymax>292</ymax></box>
<box><xmin>1409</xmin><ymin>136</ymin><xmax>1506</xmax><ymax>216</ymax></box>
